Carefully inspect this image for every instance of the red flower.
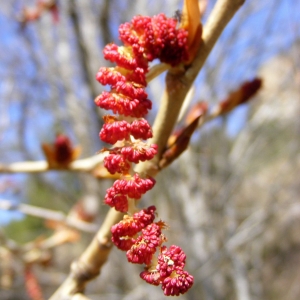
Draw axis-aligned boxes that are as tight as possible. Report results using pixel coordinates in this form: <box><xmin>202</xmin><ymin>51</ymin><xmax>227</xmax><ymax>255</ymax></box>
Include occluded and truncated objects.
<box><xmin>41</xmin><ymin>134</ymin><xmax>81</xmax><ymax>167</ymax></box>
<box><xmin>103</xmin><ymin>44</ymin><xmax>144</xmax><ymax>70</ymax></box>
<box><xmin>140</xmin><ymin>268</ymin><xmax>161</xmax><ymax>286</ymax></box>
<box><xmin>104</xmin><ymin>187</ymin><xmax>128</xmax><ymax>212</ymax></box>
<box><xmin>95</xmin><ymin>91</ymin><xmax>152</xmax><ymax>118</ymax></box>
<box><xmin>112</xmin><ymin>174</ymin><xmax>156</xmax><ymax>199</ymax></box>
<box><xmin>111</xmin><ymin>206</ymin><xmax>156</xmax><ymax>238</ymax></box>
<box><xmin>104</xmin><ymin>175</ymin><xmax>155</xmax><ymax>212</ymax></box>
<box><xmin>96</xmin><ymin>67</ymin><xmax>126</xmax><ymax>86</ymax></box>
<box><xmin>157</xmin><ymin>245</ymin><xmax>187</xmax><ymax>278</ymax></box>
<box><xmin>121</xmin><ymin>144</ymin><xmax>158</xmax><ymax>163</ymax></box>
<box><xmin>119</xmin><ymin>14</ymin><xmax>189</xmax><ymax>66</ymax></box>
<box><xmin>104</xmin><ymin>154</ymin><xmax>131</xmax><ymax>175</ymax></box>
<box><xmin>111</xmin><ymin>235</ymin><xmax>136</xmax><ymax>251</ymax></box>
<box><xmin>100</xmin><ymin>119</ymin><xmax>131</xmax><ymax>144</ymax></box>
<box><xmin>130</xmin><ymin>119</ymin><xmax>153</xmax><ymax>140</ymax></box>
<box><xmin>133</xmin><ymin>206</ymin><xmax>156</xmax><ymax>229</ymax></box>
<box><xmin>126</xmin><ymin>223</ymin><xmax>163</xmax><ymax>265</ymax></box>
<box><xmin>54</xmin><ymin>135</ymin><xmax>73</xmax><ymax>164</ymax></box>
<box><xmin>161</xmin><ymin>269</ymin><xmax>194</xmax><ymax>296</ymax></box>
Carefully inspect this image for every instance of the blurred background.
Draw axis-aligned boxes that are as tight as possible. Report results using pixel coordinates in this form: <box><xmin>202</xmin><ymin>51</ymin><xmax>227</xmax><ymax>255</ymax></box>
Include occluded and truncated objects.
<box><xmin>0</xmin><ymin>0</ymin><xmax>299</xmax><ymax>299</ymax></box>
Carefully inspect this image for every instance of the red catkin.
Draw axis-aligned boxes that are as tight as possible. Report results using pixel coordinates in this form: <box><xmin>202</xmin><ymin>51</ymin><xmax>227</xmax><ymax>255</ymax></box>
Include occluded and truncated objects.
<box><xmin>96</xmin><ymin>13</ymin><xmax>193</xmax><ymax>296</ymax></box>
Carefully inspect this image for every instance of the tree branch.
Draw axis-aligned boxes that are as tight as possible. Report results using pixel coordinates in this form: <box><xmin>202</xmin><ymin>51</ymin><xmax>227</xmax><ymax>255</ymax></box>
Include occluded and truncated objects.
<box><xmin>0</xmin><ymin>153</ymin><xmax>106</xmax><ymax>173</ymax></box>
<box><xmin>0</xmin><ymin>200</ymin><xmax>98</xmax><ymax>233</ymax></box>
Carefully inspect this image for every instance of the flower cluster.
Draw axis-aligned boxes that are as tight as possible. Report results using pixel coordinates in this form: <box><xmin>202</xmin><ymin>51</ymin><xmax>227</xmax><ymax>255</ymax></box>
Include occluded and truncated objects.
<box><xmin>95</xmin><ymin>13</ymin><xmax>189</xmax><ymax>211</ymax></box>
<box><xmin>111</xmin><ymin>206</ymin><xmax>193</xmax><ymax>296</ymax></box>
<box><xmin>95</xmin><ymin>13</ymin><xmax>193</xmax><ymax>296</ymax></box>
<box><xmin>41</xmin><ymin>134</ymin><xmax>81</xmax><ymax>167</ymax></box>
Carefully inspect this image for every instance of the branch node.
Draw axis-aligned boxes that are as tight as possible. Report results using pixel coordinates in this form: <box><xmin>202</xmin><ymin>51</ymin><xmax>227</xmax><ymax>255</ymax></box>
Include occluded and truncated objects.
<box><xmin>71</xmin><ymin>260</ymin><xmax>100</xmax><ymax>284</ymax></box>
<box><xmin>97</xmin><ymin>236</ymin><xmax>112</xmax><ymax>250</ymax></box>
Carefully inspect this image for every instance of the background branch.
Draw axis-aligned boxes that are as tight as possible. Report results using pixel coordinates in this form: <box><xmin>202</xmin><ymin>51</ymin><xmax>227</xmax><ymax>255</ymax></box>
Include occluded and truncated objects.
<box><xmin>0</xmin><ymin>199</ymin><xmax>98</xmax><ymax>233</ymax></box>
<box><xmin>0</xmin><ymin>153</ymin><xmax>106</xmax><ymax>173</ymax></box>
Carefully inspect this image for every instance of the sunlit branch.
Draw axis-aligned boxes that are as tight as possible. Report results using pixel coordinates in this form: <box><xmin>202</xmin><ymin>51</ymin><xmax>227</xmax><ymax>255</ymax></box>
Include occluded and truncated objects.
<box><xmin>70</xmin><ymin>294</ymin><xmax>91</xmax><ymax>300</ymax></box>
<box><xmin>146</xmin><ymin>63</ymin><xmax>171</xmax><ymax>82</ymax></box>
<box><xmin>0</xmin><ymin>153</ymin><xmax>106</xmax><ymax>174</ymax></box>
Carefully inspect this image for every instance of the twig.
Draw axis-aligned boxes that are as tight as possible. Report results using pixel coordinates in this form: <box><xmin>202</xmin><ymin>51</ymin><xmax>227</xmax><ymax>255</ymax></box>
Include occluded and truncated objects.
<box><xmin>146</xmin><ymin>63</ymin><xmax>171</xmax><ymax>82</ymax></box>
<box><xmin>0</xmin><ymin>200</ymin><xmax>98</xmax><ymax>233</ymax></box>
<box><xmin>71</xmin><ymin>294</ymin><xmax>91</xmax><ymax>300</ymax></box>
<box><xmin>50</xmin><ymin>0</ymin><xmax>245</xmax><ymax>298</ymax></box>
<box><xmin>229</xmin><ymin>253</ymin><xmax>251</xmax><ymax>300</ymax></box>
<box><xmin>0</xmin><ymin>153</ymin><xmax>106</xmax><ymax>173</ymax></box>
